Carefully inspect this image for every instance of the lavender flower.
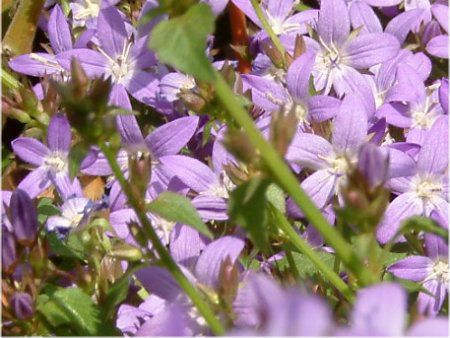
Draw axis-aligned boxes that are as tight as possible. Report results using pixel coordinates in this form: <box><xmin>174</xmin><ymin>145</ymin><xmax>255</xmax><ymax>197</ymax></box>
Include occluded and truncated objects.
<box><xmin>57</xmin><ymin>6</ymin><xmax>160</xmax><ymax>109</ymax></box>
<box><xmin>377</xmin><ymin>116</ymin><xmax>448</xmax><ymax>244</ymax></box>
<box><xmin>11</xmin><ymin>114</ymin><xmax>82</xmax><ymax>199</ymax></box>
<box><xmin>309</xmin><ymin>0</ymin><xmax>400</xmax><ymax>96</ymax></box>
<box><xmin>388</xmin><ymin>230</ymin><xmax>448</xmax><ymax>316</ymax></box>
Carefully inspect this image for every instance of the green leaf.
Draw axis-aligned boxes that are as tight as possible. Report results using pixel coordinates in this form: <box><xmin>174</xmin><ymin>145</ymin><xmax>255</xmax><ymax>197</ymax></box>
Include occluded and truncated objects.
<box><xmin>101</xmin><ymin>275</ymin><xmax>131</xmax><ymax>320</ymax></box>
<box><xmin>148</xmin><ymin>3</ymin><xmax>216</xmax><ymax>82</ymax></box>
<box><xmin>228</xmin><ymin>178</ymin><xmax>271</xmax><ymax>252</ymax></box>
<box><xmin>37</xmin><ymin>287</ymin><xmax>106</xmax><ymax>335</ymax></box>
<box><xmin>146</xmin><ymin>192</ymin><xmax>213</xmax><ymax>238</ymax></box>
<box><xmin>37</xmin><ymin>198</ymin><xmax>59</xmax><ymax>223</ymax></box>
<box><xmin>68</xmin><ymin>142</ymin><xmax>89</xmax><ymax>180</ymax></box>
<box><xmin>265</xmin><ymin>183</ymin><xmax>285</xmax><ymax>213</ymax></box>
<box><xmin>47</xmin><ymin>232</ymin><xmax>85</xmax><ymax>260</ymax></box>
<box><xmin>277</xmin><ymin>251</ymin><xmax>336</xmax><ymax>279</ymax></box>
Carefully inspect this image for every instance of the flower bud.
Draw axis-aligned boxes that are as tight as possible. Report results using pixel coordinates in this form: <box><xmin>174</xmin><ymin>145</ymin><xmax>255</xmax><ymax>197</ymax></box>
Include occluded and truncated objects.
<box><xmin>218</xmin><ymin>257</ymin><xmax>240</xmax><ymax>306</ymax></box>
<box><xmin>10</xmin><ymin>292</ymin><xmax>34</xmax><ymax>320</ymax></box>
<box><xmin>2</xmin><ymin>229</ymin><xmax>17</xmax><ymax>274</ymax></box>
<box><xmin>10</xmin><ymin>189</ymin><xmax>38</xmax><ymax>246</ymax></box>
<box><xmin>357</xmin><ymin>143</ymin><xmax>389</xmax><ymax>190</ymax></box>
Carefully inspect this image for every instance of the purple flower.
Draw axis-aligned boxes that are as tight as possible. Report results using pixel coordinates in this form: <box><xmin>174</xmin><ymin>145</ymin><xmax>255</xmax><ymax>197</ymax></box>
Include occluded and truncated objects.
<box><xmin>9</xmin><ymin>189</ymin><xmax>39</xmax><ymax>246</ymax></box>
<box><xmin>10</xmin><ymin>292</ymin><xmax>34</xmax><ymax>321</ymax></box>
<box><xmin>286</xmin><ymin>95</ymin><xmax>368</xmax><ymax>209</ymax></box>
<box><xmin>309</xmin><ymin>0</ymin><xmax>400</xmax><ymax>96</ymax></box>
<box><xmin>336</xmin><ymin>282</ymin><xmax>449</xmax><ymax>335</ymax></box>
<box><xmin>70</xmin><ymin>0</ymin><xmax>119</xmax><ymax>28</ymax></box>
<box><xmin>243</xmin><ymin>50</ymin><xmax>340</xmax><ymax>128</ymax></box>
<box><xmin>120</xmin><ymin>235</ymin><xmax>245</xmax><ymax>335</ymax></box>
<box><xmin>8</xmin><ymin>5</ymin><xmax>72</xmax><ymax>78</ymax></box>
<box><xmin>388</xmin><ymin>230</ymin><xmax>448</xmax><ymax>316</ymax></box>
<box><xmin>232</xmin><ymin>0</ymin><xmax>318</xmax><ymax>36</ymax></box>
<box><xmin>233</xmin><ymin>273</ymin><xmax>333</xmax><ymax>335</ymax></box>
<box><xmin>82</xmin><ymin>115</ymin><xmax>199</xmax><ymax>210</ymax></box>
<box><xmin>377</xmin><ymin>116</ymin><xmax>448</xmax><ymax>244</ymax></box>
<box><xmin>11</xmin><ymin>114</ymin><xmax>82</xmax><ymax>199</ymax></box>
<box><xmin>57</xmin><ymin>6</ymin><xmax>160</xmax><ymax>109</ymax></box>
<box><xmin>46</xmin><ymin>197</ymin><xmax>94</xmax><ymax>233</ymax></box>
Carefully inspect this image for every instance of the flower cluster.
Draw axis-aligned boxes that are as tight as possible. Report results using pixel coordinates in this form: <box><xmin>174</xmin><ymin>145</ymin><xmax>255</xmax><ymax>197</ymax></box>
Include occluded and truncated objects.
<box><xmin>2</xmin><ymin>0</ymin><xmax>448</xmax><ymax>336</ymax></box>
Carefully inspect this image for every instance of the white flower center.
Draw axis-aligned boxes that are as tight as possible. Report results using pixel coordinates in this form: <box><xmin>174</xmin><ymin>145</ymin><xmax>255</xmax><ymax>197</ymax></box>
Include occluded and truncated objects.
<box><xmin>425</xmin><ymin>260</ymin><xmax>449</xmax><ymax>284</ymax></box>
<box><xmin>73</xmin><ymin>0</ymin><xmax>100</xmax><ymax>20</ymax></box>
<box><xmin>155</xmin><ymin>217</ymin><xmax>176</xmax><ymax>244</ymax></box>
<box><xmin>70</xmin><ymin>213</ymin><xmax>84</xmax><ymax>227</ymax></box>
<box><xmin>200</xmin><ymin>172</ymin><xmax>235</xmax><ymax>199</ymax></box>
<box><xmin>413</xmin><ymin>179</ymin><xmax>443</xmax><ymax>200</ymax></box>
<box><xmin>329</xmin><ymin>156</ymin><xmax>351</xmax><ymax>175</ymax></box>
<box><xmin>100</xmin><ymin>42</ymin><xmax>135</xmax><ymax>85</ymax></box>
<box><xmin>318</xmin><ymin>38</ymin><xmax>342</xmax><ymax>70</ymax></box>
<box><xmin>44</xmin><ymin>153</ymin><xmax>67</xmax><ymax>173</ymax></box>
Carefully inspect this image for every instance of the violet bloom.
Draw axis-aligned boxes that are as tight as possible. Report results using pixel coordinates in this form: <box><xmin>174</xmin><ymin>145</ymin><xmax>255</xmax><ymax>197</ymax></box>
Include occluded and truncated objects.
<box><xmin>82</xmin><ymin>115</ymin><xmax>199</xmax><ymax>210</ymax></box>
<box><xmin>57</xmin><ymin>6</ymin><xmax>160</xmax><ymax>109</ymax></box>
<box><xmin>336</xmin><ymin>282</ymin><xmax>449</xmax><ymax>336</ymax></box>
<box><xmin>70</xmin><ymin>0</ymin><xmax>118</xmax><ymax>28</ymax></box>
<box><xmin>109</xmin><ymin>177</ymin><xmax>189</xmax><ymax>247</ymax></box>
<box><xmin>243</xmin><ymin>50</ymin><xmax>340</xmax><ymax>128</ymax></box>
<box><xmin>121</xmin><ymin>235</ymin><xmax>245</xmax><ymax>335</ymax></box>
<box><xmin>426</xmin><ymin>3</ymin><xmax>449</xmax><ymax>58</ymax></box>
<box><xmin>46</xmin><ymin>197</ymin><xmax>94</xmax><ymax>233</ymax></box>
<box><xmin>9</xmin><ymin>5</ymin><xmax>72</xmax><ymax>78</ymax></box>
<box><xmin>9</xmin><ymin>189</ymin><xmax>39</xmax><ymax>245</ymax></box>
<box><xmin>377</xmin><ymin>116</ymin><xmax>448</xmax><ymax>244</ymax></box>
<box><xmin>286</xmin><ymin>95</ymin><xmax>368</xmax><ymax>209</ymax></box>
<box><xmin>232</xmin><ymin>0</ymin><xmax>318</xmax><ymax>37</ymax></box>
<box><xmin>11</xmin><ymin>114</ymin><xmax>82</xmax><ymax>199</ymax></box>
<box><xmin>381</xmin><ymin>64</ymin><xmax>445</xmax><ymax>144</ymax></box>
<box><xmin>388</xmin><ymin>231</ymin><xmax>448</xmax><ymax>316</ymax></box>
<box><xmin>232</xmin><ymin>273</ymin><xmax>333</xmax><ymax>335</ymax></box>
<box><xmin>309</xmin><ymin>0</ymin><xmax>400</xmax><ymax>96</ymax></box>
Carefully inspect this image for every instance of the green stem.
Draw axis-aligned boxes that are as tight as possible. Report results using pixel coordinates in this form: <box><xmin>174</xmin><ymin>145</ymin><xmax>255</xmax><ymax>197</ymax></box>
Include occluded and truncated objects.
<box><xmin>214</xmin><ymin>73</ymin><xmax>376</xmax><ymax>286</ymax></box>
<box><xmin>249</xmin><ymin>0</ymin><xmax>286</xmax><ymax>63</ymax></box>
<box><xmin>99</xmin><ymin>143</ymin><xmax>225</xmax><ymax>336</ymax></box>
<box><xmin>270</xmin><ymin>205</ymin><xmax>354</xmax><ymax>302</ymax></box>
<box><xmin>285</xmin><ymin>248</ymin><xmax>300</xmax><ymax>280</ymax></box>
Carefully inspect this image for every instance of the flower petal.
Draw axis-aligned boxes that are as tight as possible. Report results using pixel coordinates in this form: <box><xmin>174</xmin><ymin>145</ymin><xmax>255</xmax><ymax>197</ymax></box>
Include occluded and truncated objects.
<box><xmin>343</xmin><ymin>33</ymin><xmax>400</xmax><ymax>69</ymax></box>
<box><xmin>387</xmin><ymin>256</ymin><xmax>432</xmax><ymax>281</ymax></box>
<box><xmin>146</xmin><ymin>116</ymin><xmax>199</xmax><ymax>158</ymax></box>
<box><xmin>318</xmin><ymin>0</ymin><xmax>350</xmax><ymax>45</ymax></box>
<box><xmin>195</xmin><ymin>236</ymin><xmax>245</xmax><ymax>289</ymax></box>
<box><xmin>12</xmin><ymin>137</ymin><xmax>49</xmax><ymax>166</ymax></box>
<box><xmin>47</xmin><ymin>114</ymin><xmax>71</xmax><ymax>152</ymax></box>
<box><xmin>332</xmin><ymin>94</ymin><xmax>368</xmax><ymax>154</ymax></box>
<box><xmin>48</xmin><ymin>5</ymin><xmax>72</xmax><ymax>54</ymax></box>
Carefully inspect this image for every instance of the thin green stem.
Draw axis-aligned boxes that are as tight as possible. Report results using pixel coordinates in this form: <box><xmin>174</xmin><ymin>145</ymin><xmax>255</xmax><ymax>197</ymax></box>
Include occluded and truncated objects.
<box><xmin>214</xmin><ymin>73</ymin><xmax>376</xmax><ymax>286</ymax></box>
<box><xmin>285</xmin><ymin>248</ymin><xmax>301</xmax><ymax>280</ymax></box>
<box><xmin>99</xmin><ymin>143</ymin><xmax>225</xmax><ymax>335</ymax></box>
<box><xmin>270</xmin><ymin>205</ymin><xmax>354</xmax><ymax>302</ymax></box>
<box><xmin>249</xmin><ymin>0</ymin><xmax>286</xmax><ymax>63</ymax></box>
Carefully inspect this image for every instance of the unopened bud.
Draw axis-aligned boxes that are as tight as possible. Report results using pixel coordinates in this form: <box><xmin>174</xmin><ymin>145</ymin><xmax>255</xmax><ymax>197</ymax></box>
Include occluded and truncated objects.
<box><xmin>10</xmin><ymin>189</ymin><xmax>38</xmax><ymax>246</ymax></box>
<box><xmin>109</xmin><ymin>244</ymin><xmax>143</xmax><ymax>261</ymax></box>
<box><xmin>2</xmin><ymin>229</ymin><xmax>17</xmax><ymax>274</ymax></box>
<box><xmin>128</xmin><ymin>148</ymin><xmax>152</xmax><ymax>200</ymax></box>
<box><xmin>223</xmin><ymin>128</ymin><xmax>258</xmax><ymax>165</ymax></box>
<box><xmin>357</xmin><ymin>143</ymin><xmax>389</xmax><ymax>190</ymax></box>
<box><xmin>270</xmin><ymin>110</ymin><xmax>297</xmax><ymax>157</ymax></box>
<box><xmin>180</xmin><ymin>91</ymin><xmax>206</xmax><ymax>111</ymax></box>
<box><xmin>218</xmin><ymin>257</ymin><xmax>240</xmax><ymax>306</ymax></box>
<box><xmin>10</xmin><ymin>292</ymin><xmax>34</xmax><ymax>320</ymax></box>
<box><xmin>261</xmin><ymin>40</ymin><xmax>284</xmax><ymax>69</ymax></box>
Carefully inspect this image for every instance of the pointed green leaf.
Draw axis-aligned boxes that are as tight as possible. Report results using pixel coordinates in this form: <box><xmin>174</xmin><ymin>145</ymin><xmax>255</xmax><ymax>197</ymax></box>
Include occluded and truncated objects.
<box><xmin>228</xmin><ymin>178</ymin><xmax>271</xmax><ymax>252</ymax></box>
<box><xmin>146</xmin><ymin>192</ymin><xmax>213</xmax><ymax>238</ymax></box>
<box><xmin>148</xmin><ymin>3</ymin><xmax>216</xmax><ymax>82</ymax></box>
